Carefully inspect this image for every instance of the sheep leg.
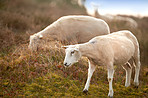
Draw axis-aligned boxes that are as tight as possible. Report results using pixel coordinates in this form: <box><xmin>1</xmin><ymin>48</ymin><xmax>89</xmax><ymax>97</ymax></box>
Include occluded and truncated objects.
<box><xmin>83</xmin><ymin>60</ymin><xmax>96</xmax><ymax>93</ymax></box>
<box><xmin>107</xmin><ymin>66</ymin><xmax>114</xmax><ymax>98</ymax></box>
<box><xmin>133</xmin><ymin>49</ymin><xmax>141</xmax><ymax>87</ymax></box>
<box><xmin>122</xmin><ymin>62</ymin><xmax>132</xmax><ymax>87</ymax></box>
<box><xmin>134</xmin><ymin>60</ymin><xmax>140</xmax><ymax>87</ymax></box>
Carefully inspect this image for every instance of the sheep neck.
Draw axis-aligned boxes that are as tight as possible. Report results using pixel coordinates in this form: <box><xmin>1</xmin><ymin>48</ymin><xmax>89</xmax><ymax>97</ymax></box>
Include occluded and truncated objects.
<box><xmin>79</xmin><ymin>43</ymin><xmax>107</xmax><ymax>66</ymax></box>
<box><xmin>79</xmin><ymin>43</ymin><xmax>97</xmax><ymax>59</ymax></box>
<box><xmin>38</xmin><ymin>21</ymin><xmax>61</xmax><ymax>40</ymax></box>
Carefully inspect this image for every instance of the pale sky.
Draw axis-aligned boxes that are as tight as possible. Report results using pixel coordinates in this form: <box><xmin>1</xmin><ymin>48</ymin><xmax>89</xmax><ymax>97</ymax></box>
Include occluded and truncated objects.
<box><xmin>84</xmin><ymin>0</ymin><xmax>148</xmax><ymax>16</ymax></box>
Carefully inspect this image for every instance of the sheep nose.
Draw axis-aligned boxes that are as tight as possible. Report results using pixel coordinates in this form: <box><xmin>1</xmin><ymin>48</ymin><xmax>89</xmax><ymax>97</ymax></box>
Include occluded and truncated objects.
<box><xmin>64</xmin><ymin>63</ymin><xmax>67</xmax><ymax>66</ymax></box>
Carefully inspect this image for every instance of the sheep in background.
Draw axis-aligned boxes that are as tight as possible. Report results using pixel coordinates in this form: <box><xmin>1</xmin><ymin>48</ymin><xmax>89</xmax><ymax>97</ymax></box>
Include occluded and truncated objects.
<box><xmin>78</xmin><ymin>0</ymin><xmax>86</xmax><ymax>7</ymax></box>
<box><xmin>92</xmin><ymin>3</ymin><xmax>138</xmax><ymax>28</ymax></box>
<box><xmin>28</xmin><ymin>15</ymin><xmax>110</xmax><ymax>51</ymax></box>
<box><xmin>78</xmin><ymin>0</ymin><xmax>138</xmax><ymax>28</ymax></box>
<box><xmin>63</xmin><ymin>30</ymin><xmax>141</xmax><ymax>97</ymax></box>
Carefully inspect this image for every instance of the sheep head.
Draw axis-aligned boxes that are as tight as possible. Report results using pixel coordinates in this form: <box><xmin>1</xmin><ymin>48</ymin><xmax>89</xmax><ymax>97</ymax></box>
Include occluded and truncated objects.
<box><xmin>63</xmin><ymin>45</ymin><xmax>81</xmax><ymax>67</ymax></box>
<box><xmin>28</xmin><ymin>34</ymin><xmax>43</xmax><ymax>51</ymax></box>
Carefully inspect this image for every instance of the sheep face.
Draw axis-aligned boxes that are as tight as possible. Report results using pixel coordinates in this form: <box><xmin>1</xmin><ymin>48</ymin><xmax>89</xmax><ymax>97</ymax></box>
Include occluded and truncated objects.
<box><xmin>63</xmin><ymin>46</ymin><xmax>81</xmax><ymax>67</ymax></box>
<box><xmin>28</xmin><ymin>34</ymin><xmax>43</xmax><ymax>51</ymax></box>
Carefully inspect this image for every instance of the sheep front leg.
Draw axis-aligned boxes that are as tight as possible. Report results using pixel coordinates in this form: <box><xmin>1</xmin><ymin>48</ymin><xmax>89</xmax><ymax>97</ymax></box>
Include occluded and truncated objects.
<box><xmin>83</xmin><ymin>60</ymin><xmax>96</xmax><ymax>94</ymax></box>
<box><xmin>107</xmin><ymin>67</ymin><xmax>114</xmax><ymax>98</ymax></box>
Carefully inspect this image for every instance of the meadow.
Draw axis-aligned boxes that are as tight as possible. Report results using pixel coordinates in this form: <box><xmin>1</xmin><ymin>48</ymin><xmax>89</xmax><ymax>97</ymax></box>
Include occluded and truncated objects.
<box><xmin>0</xmin><ymin>0</ymin><xmax>148</xmax><ymax>97</ymax></box>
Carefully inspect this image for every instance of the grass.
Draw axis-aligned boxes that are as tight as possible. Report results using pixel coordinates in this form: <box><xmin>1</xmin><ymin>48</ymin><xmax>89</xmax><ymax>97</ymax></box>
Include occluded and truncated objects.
<box><xmin>0</xmin><ymin>0</ymin><xmax>148</xmax><ymax>97</ymax></box>
<box><xmin>0</xmin><ymin>44</ymin><xmax>148</xmax><ymax>97</ymax></box>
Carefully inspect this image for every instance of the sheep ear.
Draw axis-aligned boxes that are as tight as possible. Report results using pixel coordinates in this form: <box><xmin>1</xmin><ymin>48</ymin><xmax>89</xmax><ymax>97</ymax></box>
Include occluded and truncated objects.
<box><xmin>74</xmin><ymin>46</ymin><xmax>79</xmax><ymax>51</ymax></box>
<box><xmin>39</xmin><ymin>35</ymin><xmax>43</xmax><ymax>39</ymax></box>
<box><xmin>62</xmin><ymin>46</ymin><xmax>69</xmax><ymax>49</ymax></box>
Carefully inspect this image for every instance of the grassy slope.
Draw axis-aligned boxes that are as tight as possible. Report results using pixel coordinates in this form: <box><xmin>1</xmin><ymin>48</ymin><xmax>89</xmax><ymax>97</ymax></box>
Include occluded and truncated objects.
<box><xmin>0</xmin><ymin>0</ymin><xmax>148</xmax><ymax>97</ymax></box>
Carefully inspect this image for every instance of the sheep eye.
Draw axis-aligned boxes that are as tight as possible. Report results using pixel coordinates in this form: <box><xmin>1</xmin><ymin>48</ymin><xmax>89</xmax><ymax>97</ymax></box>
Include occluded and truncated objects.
<box><xmin>71</xmin><ymin>51</ymin><xmax>75</xmax><ymax>54</ymax></box>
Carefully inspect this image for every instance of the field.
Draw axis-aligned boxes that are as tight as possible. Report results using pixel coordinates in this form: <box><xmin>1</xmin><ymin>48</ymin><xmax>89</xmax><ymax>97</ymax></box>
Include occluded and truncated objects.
<box><xmin>0</xmin><ymin>0</ymin><xmax>148</xmax><ymax>97</ymax></box>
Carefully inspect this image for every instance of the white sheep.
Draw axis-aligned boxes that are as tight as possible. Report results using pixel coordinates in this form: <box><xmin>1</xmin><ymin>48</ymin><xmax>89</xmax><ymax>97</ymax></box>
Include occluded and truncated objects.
<box><xmin>28</xmin><ymin>15</ymin><xmax>110</xmax><ymax>51</ymax></box>
<box><xmin>63</xmin><ymin>30</ymin><xmax>141</xmax><ymax>97</ymax></box>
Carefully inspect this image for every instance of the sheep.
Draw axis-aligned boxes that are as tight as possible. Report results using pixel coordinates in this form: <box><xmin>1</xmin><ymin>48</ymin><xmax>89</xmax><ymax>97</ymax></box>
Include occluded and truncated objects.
<box><xmin>79</xmin><ymin>1</ymin><xmax>138</xmax><ymax>28</ymax></box>
<box><xmin>28</xmin><ymin>15</ymin><xmax>110</xmax><ymax>51</ymax></box>
<box><xmin>63</xmin><ymin>30</ymin><xmax>141</xmax><ymax>97</ymax></box>
<box><xmin>78</xmin><ymin>0</ymin><xmax>86</xmax><ymax>7</ymax></box>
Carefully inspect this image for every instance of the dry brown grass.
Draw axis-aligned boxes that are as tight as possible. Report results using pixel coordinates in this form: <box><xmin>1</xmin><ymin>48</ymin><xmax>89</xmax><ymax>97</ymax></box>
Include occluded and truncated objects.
<box><xmin>0</xmin><ymin>0</ymin><xmax>148</xmax><ymax>97</ymax></box>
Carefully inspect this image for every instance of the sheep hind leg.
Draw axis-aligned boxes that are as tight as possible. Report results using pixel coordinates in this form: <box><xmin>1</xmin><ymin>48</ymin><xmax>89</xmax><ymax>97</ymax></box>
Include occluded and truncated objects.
<box><xmin>122</xmin><ymin>62</ymin><xmax>132</xmax><ymax>87</ymax></box>
<box><xmin>133</xmin><ymin>48</ymin><xmax>141</xmax><ymax>87</ymax></box>
<box><xmin>83</xmin><ymin>60</ymin><xmax>96</xmax><ymax>94</ymax></box>
<box><xmin>133</xmin><ymin>59</ymin><xmax>141</xmax><ymax>87</ymax></box>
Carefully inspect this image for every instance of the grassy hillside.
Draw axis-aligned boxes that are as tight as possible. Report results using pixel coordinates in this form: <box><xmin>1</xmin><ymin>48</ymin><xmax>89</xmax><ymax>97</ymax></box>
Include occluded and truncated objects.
<box><xmin>0</xmin><ymin>0</ymin><xmax>148</xmax><ymax>97</ymax></box>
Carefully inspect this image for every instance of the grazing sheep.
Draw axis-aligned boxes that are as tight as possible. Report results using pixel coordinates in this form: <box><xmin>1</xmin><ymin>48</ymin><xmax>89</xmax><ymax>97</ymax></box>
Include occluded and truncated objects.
<box><xmin>28</xmin><ymin>15</ymin><xmax>110</xmax><ymax>51</ymax></box>
<box><xmin>63</xmin><ymin>30</ymin><xmax>140</xmax><ymax>97</ymax></box>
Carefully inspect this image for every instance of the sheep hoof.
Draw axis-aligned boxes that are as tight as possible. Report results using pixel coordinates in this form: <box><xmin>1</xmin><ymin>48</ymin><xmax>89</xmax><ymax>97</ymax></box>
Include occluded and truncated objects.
<box><xmin>134</xmin><ymin>82</ymin><xmax>139</xmax><ymax>88</ymax></box>
<box><xmin>108</xmin><ymin>94</ymin><xmax>113</xmax><ymax>98</ymax></box>
<box><xmin>134</xmin><ymin>86</ymin><xmax>139</xmax><ymax>89</ymax></box>
<box><xmin>108</xmin><ymin>96</ymin><xmax>113</xmax><ymax>98</ymax></box>
<box><xmin>83</xmin><ymin>90</ymin><xmax>88</xmax><ymax>94</ymax></box>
